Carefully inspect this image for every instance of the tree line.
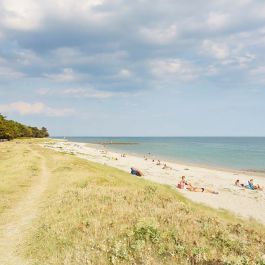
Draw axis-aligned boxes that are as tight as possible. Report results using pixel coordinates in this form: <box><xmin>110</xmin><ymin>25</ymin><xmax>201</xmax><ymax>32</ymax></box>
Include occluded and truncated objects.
<box><xmin>0</xmin><ymin>114</ymin><xmax>49</xmax><ymax>140</ymax></box>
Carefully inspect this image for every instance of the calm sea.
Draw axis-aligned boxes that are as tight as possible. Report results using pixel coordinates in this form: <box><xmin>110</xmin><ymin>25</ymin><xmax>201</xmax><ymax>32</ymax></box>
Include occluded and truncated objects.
<box><xmin>55</xmin><ymin>137</ymin><xmax>265</xmax><ymax>172</ymax></box>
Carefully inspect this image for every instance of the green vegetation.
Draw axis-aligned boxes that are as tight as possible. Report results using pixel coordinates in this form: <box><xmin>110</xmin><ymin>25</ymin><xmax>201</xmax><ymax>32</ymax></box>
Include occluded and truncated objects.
<box><xmin>1</xmin><ymin>140</ymin><xmax>265</xmax><ymax>264</ymax></box>
<box><xmin>13</xmin><ymin>140</ymin><xmax>264</xmax><ymax>265</ymax></box>
<box><xmin>0</xmin><ymin>141</ymin><xmax>41</xmax><ymax>220</ymax></box>
<box><xmin>0</xmin><ymin>114</ymin><xmax>49</xmax><ymax>140</ymax></box>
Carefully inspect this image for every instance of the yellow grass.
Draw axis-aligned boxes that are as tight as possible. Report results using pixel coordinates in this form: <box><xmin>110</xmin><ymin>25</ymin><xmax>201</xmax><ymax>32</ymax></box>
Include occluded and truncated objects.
<box><xmin>1</xmin><ymin>140</ymin><xmax>265</xmax><ymax>264</ymax></box>
<box><xmin>0</xmin><ymin>141</ymin><xmax>40</xmax><ymax>220</ymax></box>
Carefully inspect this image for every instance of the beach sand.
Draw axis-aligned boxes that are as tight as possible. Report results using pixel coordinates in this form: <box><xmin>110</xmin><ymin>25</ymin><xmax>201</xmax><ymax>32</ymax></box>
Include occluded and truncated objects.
<box><xmin>43</xmin><ymin>140</ymin><xmax>265</xmax><ymax>224</ymax></box>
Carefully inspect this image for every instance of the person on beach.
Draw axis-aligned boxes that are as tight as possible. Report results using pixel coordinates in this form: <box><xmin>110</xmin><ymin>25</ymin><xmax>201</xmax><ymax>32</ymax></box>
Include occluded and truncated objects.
<box><xmin>246</xmin><ymin>179</ymin><xmax>263</xmax><ymax>191</ymax></box>
<box><xmin>235</xmin><ymin>179</ymin><xmax>245</xmax><ymax>187</ymax></box>
<box><xmin>162</xmin><ymin>163</ymin><xmax>172</xmax><ymax>170</ymax></box>
<box><xmin>130</xmin><ymin>167</ymin><xmax>143</xmax><ymax>177</ymax></box>
<box><xmin>177</xmin><ymin>176</ymin><xmax>188</xmax><ymax>189</ymax></box>
<box><xmin>177</xmin><ymin>176</ymin><xmax>219</xmax><ymax>194</ymax></box>
<box><xmin>156</xmin><ymin>160</ymin><xmax>161</xmax><ymax>165</ymax></box>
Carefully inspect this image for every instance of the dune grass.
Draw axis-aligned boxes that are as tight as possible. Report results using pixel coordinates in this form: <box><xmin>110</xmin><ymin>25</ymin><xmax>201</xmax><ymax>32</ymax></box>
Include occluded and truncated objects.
<box><xmin>13</xmin><ymin>141</ymin><xmax>264</xmax><ymax>265</ymax></box>
<box><xmin>0</xmin><ymin>140</ymin><xmax>41</xmax><ymax>221</ymax></box>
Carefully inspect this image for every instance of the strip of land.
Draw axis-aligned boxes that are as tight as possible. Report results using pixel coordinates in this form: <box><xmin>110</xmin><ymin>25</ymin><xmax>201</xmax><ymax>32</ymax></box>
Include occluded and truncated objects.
<box><xmin>44</xmin><ymin>140</ymin><xmax>265</xmax><ymax>224</ymax></box>
<box><xmin>0</xmin><ymin>139</ymin><xmax>265</xmax><ymax>264</ymax></box>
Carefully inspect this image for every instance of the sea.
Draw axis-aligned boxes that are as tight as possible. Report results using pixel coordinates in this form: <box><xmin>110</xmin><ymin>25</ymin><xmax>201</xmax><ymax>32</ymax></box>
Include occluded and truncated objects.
<box><xmin>55</xmin><ymin>137</ymin><xmax>265</xmax><ymax>172</ymax></box>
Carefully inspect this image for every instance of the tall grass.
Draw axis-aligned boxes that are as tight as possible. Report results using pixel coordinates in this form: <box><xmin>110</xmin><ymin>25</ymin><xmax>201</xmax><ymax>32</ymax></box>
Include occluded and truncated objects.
<box><xmin>0</xmin><ymin>141</ymin><xmax>41</xmax><ymax>220</ymax></box>
<box><xmin>0</xmin><ymin>139</ymin><xmax>262</xmax><ymax>264</ymax></box>
<box><xmin>16</xmin><ymin>142</ymin><xmax>265</xmax><ymax>265</ymax></box>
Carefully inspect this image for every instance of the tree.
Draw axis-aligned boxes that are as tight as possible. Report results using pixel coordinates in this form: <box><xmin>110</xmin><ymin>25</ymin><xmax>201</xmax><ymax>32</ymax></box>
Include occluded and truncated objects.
<box><xmin>0</xmin><ymin>114</ymin><xmax>49</xmax><ymax>140</ymax></box>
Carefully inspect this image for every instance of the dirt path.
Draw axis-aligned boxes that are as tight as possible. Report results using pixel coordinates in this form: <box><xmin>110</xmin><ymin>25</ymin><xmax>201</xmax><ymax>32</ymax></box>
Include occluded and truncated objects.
<box><xmin>0</xmin><ymin>148</ymin><xmax>50</xmax><ymax>265</ymax></box>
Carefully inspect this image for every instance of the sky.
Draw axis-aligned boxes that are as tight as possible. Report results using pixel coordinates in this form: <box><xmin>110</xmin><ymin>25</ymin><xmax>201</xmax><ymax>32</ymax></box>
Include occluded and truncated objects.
<box><xmin>0</xmin><ymin>0</ymin><xmax>265</xmax><ymax>136</ymax></box>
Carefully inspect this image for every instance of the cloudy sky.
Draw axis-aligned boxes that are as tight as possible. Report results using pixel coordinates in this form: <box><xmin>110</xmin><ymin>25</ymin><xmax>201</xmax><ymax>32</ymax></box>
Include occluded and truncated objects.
<box><xmin>0</xmin><ymin>0</ymin><xmax>265</xmax><ymax>136</ymax></box>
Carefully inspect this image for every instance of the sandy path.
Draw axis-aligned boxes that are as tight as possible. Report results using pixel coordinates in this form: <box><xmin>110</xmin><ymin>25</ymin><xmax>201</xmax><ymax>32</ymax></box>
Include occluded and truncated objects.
<box><xmin>0</xmin><ymin>148</ymin><xmax>50</xmax><ymax>265</ymax></box>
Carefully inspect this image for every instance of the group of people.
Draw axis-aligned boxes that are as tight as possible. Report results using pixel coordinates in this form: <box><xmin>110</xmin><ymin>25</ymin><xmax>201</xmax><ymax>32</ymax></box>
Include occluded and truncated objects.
<box><xmin>155</xmin><ymin>160</ymin><xmax>172</xmax><ymax>170</ymax></box>
<box><xmin>177</xmin><ymin>176</ymin><xmax>219</xmax><ymax>194</ymax></box>
<box><xmin>144</xmin><ymin>156</ymin><xmax>173</xmax><ymax>170</ymax></box>
<box><xmin>134</xmin><ymin>154</ymin><xmax>264</xmax><ymax>194</ymax></box>
<box><xmin>235</xmin><ymin>179</ymin><xmax>263</xmax><ymax>191</ymax></box>
<box><xmin>176</xmin><ymin>176</ymin><xmax>264</xmax><ymax>194</ymax></box>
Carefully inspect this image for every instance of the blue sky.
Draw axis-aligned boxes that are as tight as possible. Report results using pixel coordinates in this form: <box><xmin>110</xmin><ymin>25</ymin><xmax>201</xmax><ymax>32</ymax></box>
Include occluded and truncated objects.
<box><xmin>0</xmin><ymin>0</ymin><xmax>265</xmax><ymax>136</ymax></box>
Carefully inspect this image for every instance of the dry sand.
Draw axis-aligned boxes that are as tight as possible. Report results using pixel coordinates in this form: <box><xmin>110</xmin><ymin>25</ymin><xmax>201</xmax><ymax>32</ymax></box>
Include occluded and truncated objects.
<box><xmin>43</xmin><ymin>140</ymin><xmax>265</xmax><ymax>225</ymax></box>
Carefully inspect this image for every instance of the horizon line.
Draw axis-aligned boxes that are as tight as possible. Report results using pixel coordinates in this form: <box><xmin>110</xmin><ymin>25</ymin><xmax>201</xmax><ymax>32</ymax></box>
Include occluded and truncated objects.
<box><xmin>50</xmin><ymin>135</ymin><xmax>265</xmax><ymax>138</ymax></box>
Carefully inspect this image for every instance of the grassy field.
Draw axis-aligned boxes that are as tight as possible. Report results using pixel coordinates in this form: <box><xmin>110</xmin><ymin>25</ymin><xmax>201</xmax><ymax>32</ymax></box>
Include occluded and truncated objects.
<box><xmin>0</xmin><ymin>141</ymin><xmax>41</xmax><ymax>221</ymax></box>
<box><xmin>1</xmin><ymin>140</ymin><xmax>265</xmax><ymax>264</ymax></box>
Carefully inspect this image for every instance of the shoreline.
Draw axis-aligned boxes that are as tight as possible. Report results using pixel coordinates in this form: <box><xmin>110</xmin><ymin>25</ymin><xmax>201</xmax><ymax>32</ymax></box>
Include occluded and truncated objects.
<box><xmin>44</xmin><ymin>139</ymin><xmax>265</xmax><ymax>224</ymax></box>
<box><xmin>52</xmin><ymin>137</ymin><xmax>265</xmax><ymax>178</ymax></box>
<box><xmin>82</xmin><ymin>141</ymin><xmax>265</xmax><ymax>179</ymax></box>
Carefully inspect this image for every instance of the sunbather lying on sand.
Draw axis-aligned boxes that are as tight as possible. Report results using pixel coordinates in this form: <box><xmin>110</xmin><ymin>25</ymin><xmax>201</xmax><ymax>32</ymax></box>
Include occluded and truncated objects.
<box><xmin>177</xmin><ymin>176</ymin><xmax>218</xmax><ymax>194</ymax></box>
<box><xmin>130</xmin><ymin>167</ymin><xmax>143</xmax><ymax>177</ymax></box>
<box><xmin>246</xmin><ymin>179</ymin><xmax>263</xmax><ymax>191</ymax></box>
<box><xmin>162</xmin><ymin>163</ymin><xmax>172</xmax><ymax>170</ymax></box>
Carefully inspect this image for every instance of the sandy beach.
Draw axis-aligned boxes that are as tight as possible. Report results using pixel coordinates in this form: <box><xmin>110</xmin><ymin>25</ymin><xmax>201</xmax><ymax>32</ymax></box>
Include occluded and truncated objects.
<box><xmin>43</xmin><ymin>140</ymin><xmax>265</xmax><ymax>224</ymax></box>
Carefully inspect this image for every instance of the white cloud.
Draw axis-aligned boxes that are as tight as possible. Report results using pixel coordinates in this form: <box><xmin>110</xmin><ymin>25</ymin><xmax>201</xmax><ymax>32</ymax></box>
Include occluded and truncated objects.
<box><xmin>0</xmin><ymin>0</ymin><xmax>264</xmax><ymax>96</ymax></box>
<box><xmin>150</xmin><ymin>59</ymin><xmax>199</xmax><ymax>81</ymax></box>
<box><xmin>0</xmin><ymin>55</ymin><xmax>26</xmax><ymax>79</ymax></box>
<box><xmin>62</xmin><ymin>88</ymin><xmax>114</xmax><ymax>98</ymax></box>
<box><xmin>234</xmin><ymin>53</ymin><xmax>255</xmax><ymax>68</ymax></box>
<box><xmin>205</xmin><ymin>65</ymin><xmax>219</xmax><ymax>76</ymax></box>
<box><xmin>37</xmin><ymin>87</ymin><xmax>119</xmax><ymax>99</ymax></box>
<box><xmin>201</xmin><ymin>40</ymin><xmax>230</xmax><ymax>60</ymax></box>
<box><xmin>1</xmin><ymin>0</ymin><xmax>43</xmax><ymax>31</ymax></box>
<box><xmin>117</xmin><ymin>69</ymin><xmax>132</xmax><ymax>78</ymax></box>
<box><xmin>50</xmin><ymin>48</ymin><xmax>87</xmax><ymax>65</ymax></box>
<box><xmin>248</xmin><ymin>1</ymin><xmax>265</xmax><ymax>20</ymax></box>
<box><xmin>139</xmin><ymin>25</ymin><xmax>178</xmax><ymax>45</ymax></box>
<box><xmin>0</xmin><ymin>66</ymin><xmax>25</xmax><ymax>79</ymax></box>
<box><xmin>36</xmin><ymin>88</ymin><xmax>51</xmax><ymax>96</ymax></box>
<box><xmin>44</xmin><ymin>68</ymin><xmax>85</xmax><ymax>82</ymax></box>
<box><xmin>45</xmin><ymin>0</ymin><xmax>107</xmax><ymax>23</ymax></box>
<box><xmin>0</xmin><ymin>101</ymin><xmax>75</xmax><ymax>116</ymax></box>
<box><xmin>249</xmin><ymin>66</ymin><xmax>265</xmax><ymax>83</ymax></box>
<box><xmin>15</xmin><ymin>49</ymin><xmax>42</xmax><ymax>66</ymax></box>
<box><xmin>206</xmin><ymin>12</ymin><xmax>230</xmax><ymax>30</ymax></box>
<box><xmin>50</xmin><ymin>48</ymin><xmax>129</xmax><ymax>67</ymax></box>
<box><xmin>0</xmin><ymin>0</ymin><xmax>108</xmax><ymax>31</ymax></box>
<box><xmin>250</xmin><ymin>66</ymin><xmax>265</xmax><ymax>75</ymax></box>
